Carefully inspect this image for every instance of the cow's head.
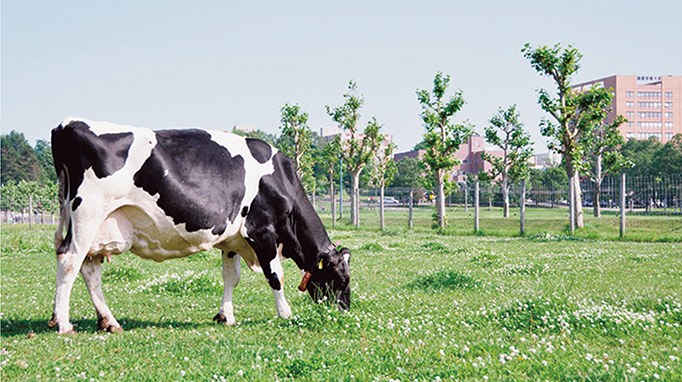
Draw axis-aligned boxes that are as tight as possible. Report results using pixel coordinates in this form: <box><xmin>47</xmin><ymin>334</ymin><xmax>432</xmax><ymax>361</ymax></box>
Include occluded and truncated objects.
<box><xmin>300</xmin><ymin>246</ymin><xmax>351</xmax><ymax>310</ymax></box>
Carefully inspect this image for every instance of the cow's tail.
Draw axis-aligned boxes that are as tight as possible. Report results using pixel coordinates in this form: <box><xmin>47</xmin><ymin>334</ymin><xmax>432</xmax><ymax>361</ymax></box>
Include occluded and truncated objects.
<box><xmin>54</xmin><ymin>166</ymin><xmax>71</xmax><ymax>253</ymax></box>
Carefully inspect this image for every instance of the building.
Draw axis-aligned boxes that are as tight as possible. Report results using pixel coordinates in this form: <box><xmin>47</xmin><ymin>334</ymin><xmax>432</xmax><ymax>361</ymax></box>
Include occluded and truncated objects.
<box><xmin>394</xmin><ymin>134</ymin><xmax>502</xmax><ymax>182</ymax></box>
<box><xmin>573</xmin><ymin>75</ymin><xmax>682</xmax><ymax>143</ymax></box>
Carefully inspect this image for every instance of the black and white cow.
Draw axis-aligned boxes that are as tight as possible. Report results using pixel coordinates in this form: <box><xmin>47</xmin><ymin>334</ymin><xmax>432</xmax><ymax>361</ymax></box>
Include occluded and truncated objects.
<box><xmin>49</xmin><ymin>118</ymin><xmax>351</xmax><ymax>335</ymax></box>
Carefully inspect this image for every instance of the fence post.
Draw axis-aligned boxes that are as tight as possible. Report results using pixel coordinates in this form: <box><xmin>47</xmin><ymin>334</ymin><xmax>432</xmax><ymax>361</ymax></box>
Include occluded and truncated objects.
<box><xmin>620</xmin><ymin>173</ymin><xmax>626</xmax><ymax>239</ymax></box>
<box><xmin>29</xmin><ymin>194</ymin><xmax>34</xmax><ymax>229</ymax></box>
<box><xmin>520</xmin><ymin>179</ymin><xmax>526</xmax><ymax>236</ymax></box>
<box><xmin>474</xmin><ymin>180</ymin><xmax>479</xmax><ymax>233</ymax></box>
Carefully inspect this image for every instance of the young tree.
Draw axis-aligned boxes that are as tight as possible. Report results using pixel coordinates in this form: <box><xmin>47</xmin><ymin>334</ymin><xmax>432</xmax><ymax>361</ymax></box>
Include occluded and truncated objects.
<box><xmin>319</xmin><ymin>135</ymin><xmax>341</xmax><ymax>225</ymax></box>
<box><xmin>522</xmin><ymin>43</ymin><xmax>590</xmax><ymax>231</ymax></box>
<box><xmin>370</xmin><ymin>141</ymin><xmax>397</xmax><ymax>230</ymax></box>
<box><xmin>481</xmin><ymin>104</ymin><xmax>533</xmax><ymax>217</ymax></box>
<box><xmin>327</xmin><ymin>81</ymin><xmax>384</xmax><ymax>228</ymax></box>
<box><xmin>394</xmin><ymin>157</ymin><xmax>422</xmax><ymax>229</ymax></box>
<box><xmin>416</xmin><ymin>72</ymin><xmax>472</xmax><ymax>229</ymax></box>
<box><xmin>580</xmin><ymin>86</ymin><xmax>630</xmax><ymax>217</ymax></box>
<box><xmin>279</xmin><ymin>102</ymin><xmax>315</xmax><ymax>192</ymax></box>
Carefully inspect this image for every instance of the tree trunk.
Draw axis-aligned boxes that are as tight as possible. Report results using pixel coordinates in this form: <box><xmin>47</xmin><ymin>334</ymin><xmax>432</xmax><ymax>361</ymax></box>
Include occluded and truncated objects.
<box><xmin>436</xmin><ymin>170</ymin><xmax>446</xmax><ymax>228</ymax></box>
<box><xmin>502</xmin><ymin>179</ymin><xmax>510</xmax><ymax>218</ymax></box>
<box><xmin>330</xmin><ymin>173</ymin><xmax>336</xmax><ymax>227</ymax></box>
<box><xmin>380</xmin><ymin>186</ymin><xmax>385</xmax><ymax>230</ymax></box>
<box><xmin>474</xmin><ymin>180</ymin><xmax>480</xmax><ymax>233</ymax></box>
<box><xmin>351</xmin><ymin>171</ymin><xmax>361</xmax><ymax>228</ymax></box>
<box><xmin>593</xmin><ymin>155</ymin><xmax>602</xmax><ymax>218</ymax></box>
<box><xmin>408</xmin><ymin>187</ymin><xmax>414</xmax><ymax>229</ymax></box>
<box><xmin>464</xmin><ymin>184</ymin><xmax>468</xmax><ymax>213</ymax></box>
<box><xmin>593</xmin><ymin>178</ymin><xmax>602</xmax><ymax>218</ymax></box>
<box><xmin>573</xmin><ymin>173</ymin><xmax>584</xmax><ymax>228</ymax></box>
<box><xmin>520</xmin><ymin>179</ymin><xmax>526</xmax><ymax>236</ymax></box>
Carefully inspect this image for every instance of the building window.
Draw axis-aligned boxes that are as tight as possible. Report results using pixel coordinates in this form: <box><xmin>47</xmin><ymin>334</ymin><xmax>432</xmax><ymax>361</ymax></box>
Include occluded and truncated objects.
<box><xmin>626</xmin><ymin>101</ymin><xmax>634</xmax><ymax>108</ymax></box>
<box><xmin>665</xmin><ymin>102</ymin><xmax>673</xmax><ymax>109</ymax></box>
<box><xmin>626</xmin><ymin>91</ymin><xmax>634</xmax><ymax>98</ymax></box>
<box><xmin>666</xmin><ymin>112</ymin><xmax>673</xmax><ymax>119</ymax></box>
<box><xmin>665</xmin><ymin>92</ymin><xmax>673</xmax><ymax>99</ymax></box>
<box><xmin>626</xmin><ymin>132</ymin><xmax>635</xmax><ymax>139</ymax></box>
<box><xmin>666</xmin><ymin>122</ymin><xmax>674</xmax><ymax>129</ymax></box>
<box><xmin>626</xmin><ymin>111</ymin><xmax>634</xmax><ymax>118</ymax></box>
<box><xmin>638</xmin><ymin>121</ymin><xmax>663</xmax><ymax>129</ymax></box>
<box><xmin>638</xmin><ymin>91</ymin><xmax>662</xmax><ymax>98</ymax></box>
<box><xmin>637</xmin><ymin>101</ymin><xmax>662</xmax><ymax>109</ymax></box>
<box><xmin>638</xmin><ymin>112</ymin><xmax>662</xmax><ymax>118</ymax></box>
<box><xmin>666</xmin><ymin>133</ymin><xmax>673</xmax><ymax>140</ymax></box>
<box><xmin>626</xmin><ymin>122</ymin><xmax>635</xmax><ymax>127</ymax></box>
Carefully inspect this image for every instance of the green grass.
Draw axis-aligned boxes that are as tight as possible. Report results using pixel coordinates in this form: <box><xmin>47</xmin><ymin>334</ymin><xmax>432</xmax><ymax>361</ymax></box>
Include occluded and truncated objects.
<box><xmin>1</xmin><ymin>223</ymin><xmax>681</xmax><ymax>381</ymax></box>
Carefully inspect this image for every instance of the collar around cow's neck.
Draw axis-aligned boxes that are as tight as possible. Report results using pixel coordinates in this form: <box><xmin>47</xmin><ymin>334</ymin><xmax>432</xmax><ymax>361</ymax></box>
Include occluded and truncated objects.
<box><xmin>297</xmin><ymin>241</ymin><xmax>340</xmax><ymax>292</ymax></box>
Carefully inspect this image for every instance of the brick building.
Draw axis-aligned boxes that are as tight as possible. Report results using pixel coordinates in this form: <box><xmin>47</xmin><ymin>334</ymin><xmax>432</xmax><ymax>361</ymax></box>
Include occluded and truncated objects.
<box><xmin>573</xmin><ymin>75</ymin><xmax>682</xmax><ymax>143</ymax></box>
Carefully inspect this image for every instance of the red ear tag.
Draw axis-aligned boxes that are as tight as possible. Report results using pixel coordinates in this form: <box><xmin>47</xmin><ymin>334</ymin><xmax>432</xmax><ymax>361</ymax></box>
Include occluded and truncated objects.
<box><xmin>298</xmin><ymin>271</ymin><xmax>312</xmax><ymax>292</ymax></box>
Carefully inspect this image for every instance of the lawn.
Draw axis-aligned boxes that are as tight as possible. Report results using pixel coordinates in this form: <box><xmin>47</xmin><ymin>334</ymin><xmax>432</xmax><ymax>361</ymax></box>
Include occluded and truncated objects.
<box><xmin>1</xmin><ymin>223</ymin><xmax>681</xmax><ymax>381</ymax></box>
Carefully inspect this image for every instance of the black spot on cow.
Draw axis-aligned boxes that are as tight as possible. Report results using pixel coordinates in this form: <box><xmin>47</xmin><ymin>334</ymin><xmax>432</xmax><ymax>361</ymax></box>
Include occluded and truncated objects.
<box><xmin>246</xmin><ymin>138</ymin><xmax>272</xmax><ymax>164</ymax></box>
<box><xmin>71</xmin><ymin>197</ymin><xmax>83</xmax><ymax>212</ymax></box>
<box><xmin>241</xmin><ymin>206</ymin><xmax>249</xmax><ymax>217</ymax></box>
<box><xmin>51</xmin><ymin>121</ymin><xmax>134</xmax><ymax>202</ymax></box>
<box><xmin>133</xmin><ymin>129</ymin><xmax>247</xmax><ymax>235</ymax></box>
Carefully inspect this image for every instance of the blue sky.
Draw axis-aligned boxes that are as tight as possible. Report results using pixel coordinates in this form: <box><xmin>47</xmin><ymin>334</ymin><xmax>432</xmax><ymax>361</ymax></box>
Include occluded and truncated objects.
<box><xmin>3</xmin><ymin>0</ymin><xmax>681</xmax><ymax>153</ymax></box>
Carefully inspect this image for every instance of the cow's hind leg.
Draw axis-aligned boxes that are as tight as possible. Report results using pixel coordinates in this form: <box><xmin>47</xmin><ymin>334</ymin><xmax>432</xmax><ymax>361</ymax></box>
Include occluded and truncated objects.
<box><xmin>80</xmin><ymin>255</ymin><xmax>123</xmax><ymax>333</ymax></box>
<box><xmin>214</xmin><ymin>251</ymin><xmax>241</xmax><ymax>325</ymax></box>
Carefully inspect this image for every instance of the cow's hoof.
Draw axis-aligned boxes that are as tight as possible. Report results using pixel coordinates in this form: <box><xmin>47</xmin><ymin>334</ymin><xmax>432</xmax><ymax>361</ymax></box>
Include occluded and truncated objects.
<box><xmin>97</xmin><ymin>316</ymin><xmax>123</xmax><ymax>333</ymax></box>
<box><xmin>58</xmin><ymin>329</ymin><xmax>77</xmax><ymax>336</ymax></box>
<box><xmin>213</xmin><ymin>313</ymin><xmax>236</xmax><ymax>325</ymax></box>
<box><xmin>47</xmin><ymin>319</ymin><xmax>57</xmax><ymax>329</ymax></box>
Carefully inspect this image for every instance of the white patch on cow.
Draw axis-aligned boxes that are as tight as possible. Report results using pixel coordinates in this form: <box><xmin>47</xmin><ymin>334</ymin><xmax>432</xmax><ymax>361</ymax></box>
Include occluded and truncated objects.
<box><xmin>343</xmin><ymin>252</ymin><xmax>350</xmax><ymax>264</ymax></box>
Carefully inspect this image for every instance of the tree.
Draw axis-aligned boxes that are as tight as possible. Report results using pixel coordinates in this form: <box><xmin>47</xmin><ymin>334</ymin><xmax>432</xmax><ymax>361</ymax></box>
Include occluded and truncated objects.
<box><xmin>1</xmin><ymin>131</ymin><xmax>42</xmax><ymax>184</ymax></box>
<box><xmin>522</xmin><ymin>43</ymin><xmax>594</xmax><ymax>231</ymax></box>
<box><xmin>319</xmin><ymin>135</ymin><xmax>341</xmax><ymax>225</ymax></box>
<box><xmin>327</xmin><ymin>80</ymin><xmax>384</xmax><ymax>228</ymax></box>
<box><xmin>653</xmin><ymin>134</ymin><xmax>682</xmax><ymax>176</ymax></box>
<box><xmin>394</xmin><ymin>157</ymin><xmax>422</xmax><ymax>229</ymax></box>
<box><xmin>416</xmin><ymin>72</ymin><xmax>472</xmax><ymax>229</ymax></box>
<box><xmin>621</xmin><ymin>136</ymin><xmax>662</xmax><ymax>177</ymax></box>
<box><xmin>580</xmin><ymin>86</ymin><xmax>631</xmax><ymax>217</ymax></box>
<box><xmin>34</xmin><ymin>139</ymin><xmax>58</xmax><ymax>183</ymax></box>
<box><xmin>481</xmin><ymin>105</ymin><xmax>533</xmax><ymax>217</ymax></box>
<box><xmin>370</xmin><ymin>141</ymin><xmax>397</xmax><ymax>230</ymax></box>
<box><xmin>279</xmin><ymin>103</ymin><xmax>314</xmax><ymax>192</ymax></box>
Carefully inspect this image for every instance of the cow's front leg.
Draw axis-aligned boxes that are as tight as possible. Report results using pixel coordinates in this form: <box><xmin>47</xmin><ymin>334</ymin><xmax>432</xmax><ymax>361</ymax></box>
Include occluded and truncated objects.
<box><xmin>214</xmin><ymin>251</ymin><xmax>241</xmax><ymax>325</ymax></box>
<box><xmin>268</xmin><ymin>253</ymin><xmax>292</xmax><ymax>319</ymax></box>
<box><xmin>81</xmin><ymin>255</ymin><xmax>123</xmax><ymax>333</ymax></box>
<box><xmin>248</xmin><ymin>232</ymin><xmax>292</xmax><ymax>320</ymax></box>
<box><xmin>49</xmin><ymin>252</ymin><xmax>86</xmax><ymax>335</ymax></box>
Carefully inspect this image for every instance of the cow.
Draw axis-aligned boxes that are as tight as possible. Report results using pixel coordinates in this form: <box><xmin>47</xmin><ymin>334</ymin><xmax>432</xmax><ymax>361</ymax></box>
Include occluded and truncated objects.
<box><xmin>48</xmin><ymin>118</ymin><xmax>351</xmax><ymax>335</ymax></box>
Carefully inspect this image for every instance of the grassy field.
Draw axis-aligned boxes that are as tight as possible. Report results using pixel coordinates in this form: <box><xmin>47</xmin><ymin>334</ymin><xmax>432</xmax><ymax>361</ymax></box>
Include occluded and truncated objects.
<box><xmin>1</xmin><ymin>222</ymin><xmax>681</xmax><ymax>381</ymax></box>
<box><xmin>318</xmin><ymin>204</ymin><xmax>682</xmax><ymax>242</ymax></box>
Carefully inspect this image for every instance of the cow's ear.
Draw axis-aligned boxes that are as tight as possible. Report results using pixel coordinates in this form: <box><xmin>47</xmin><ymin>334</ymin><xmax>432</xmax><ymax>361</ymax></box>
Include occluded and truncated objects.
<box><xmin>339</xmin><ymin>247</ymin><xmax>351</xmax><ymax>264</ymax></box>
